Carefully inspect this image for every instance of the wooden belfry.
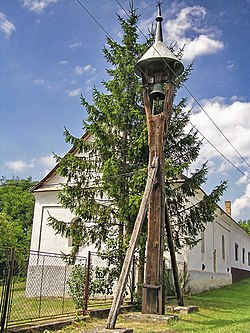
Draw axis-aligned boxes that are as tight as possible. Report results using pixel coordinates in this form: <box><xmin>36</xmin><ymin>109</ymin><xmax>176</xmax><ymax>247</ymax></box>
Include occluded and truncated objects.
<box><xmin>106</xmin><ymin>2</ymin><xmax>184</xmax><ymax>329</ymax></box>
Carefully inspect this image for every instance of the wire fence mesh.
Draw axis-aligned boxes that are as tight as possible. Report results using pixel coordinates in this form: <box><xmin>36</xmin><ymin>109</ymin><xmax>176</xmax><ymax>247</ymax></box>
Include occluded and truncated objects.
<box><xmin>0</xmin><ymin>249</ymin><xmax>133</xmax><ymax>330</ymax></box>
<box><xmin>5</xmin><ymin>250</ymin><xmax>86</xmax><ymax>327</ymax></box>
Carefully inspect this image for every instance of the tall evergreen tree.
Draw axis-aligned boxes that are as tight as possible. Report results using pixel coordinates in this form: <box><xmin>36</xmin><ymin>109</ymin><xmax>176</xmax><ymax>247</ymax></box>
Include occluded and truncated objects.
<box><xmin>50</xmin><ymin>5</ymin><xmax>151</xmax><ymax>262</ymax></box>
<box><xmin>49</xmin><ymin>4</ymin><xmax>226</xmax><ymax>283</ymax></box>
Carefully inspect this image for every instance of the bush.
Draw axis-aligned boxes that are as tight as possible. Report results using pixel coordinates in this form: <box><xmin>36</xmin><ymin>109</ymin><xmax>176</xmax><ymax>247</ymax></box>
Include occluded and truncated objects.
<box><xmin>67</xmin><ymin>264</ymin><xmax>85</xmax><ymax>311</ymax></box>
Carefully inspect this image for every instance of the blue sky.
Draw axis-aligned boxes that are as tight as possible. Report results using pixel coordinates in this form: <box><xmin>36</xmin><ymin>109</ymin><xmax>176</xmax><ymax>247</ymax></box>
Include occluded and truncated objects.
<box><xmin>1</xmin><ymin>0</ymin><xmax>250</xmax><ymax>221</ymax></box>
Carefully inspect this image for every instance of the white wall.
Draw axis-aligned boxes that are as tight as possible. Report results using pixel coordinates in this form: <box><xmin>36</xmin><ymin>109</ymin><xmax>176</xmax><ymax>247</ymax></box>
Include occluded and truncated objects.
<box><xmin>230</xmin><ymin>219</ymin><xmax>250</xmax><ymax>270</ymax></box>
<box><xmin>30</xmin><ymin>190</ymin><xmax>95</xmax><ymax>258</ymax></box>
<box><xmin>30</xmin><ymin>166</ymin><xmax>250</xmax><ymax>294</ymax></box>
<box><xmin>213</xmin><ymin>215</ymin><xmax>231</xmax><ymax>273</ymax></box>
<box><xmin>182</xmin><ymin>212</ymin><xmax>233</xmax><ymax>293</ymax></box>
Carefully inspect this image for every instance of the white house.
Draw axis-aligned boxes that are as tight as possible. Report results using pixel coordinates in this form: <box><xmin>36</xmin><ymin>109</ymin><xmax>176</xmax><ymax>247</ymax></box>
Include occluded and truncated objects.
<box><xmin>29</xmin><ymin>133</ymin><xmax>250</xmax><ymax>294</ymax></box>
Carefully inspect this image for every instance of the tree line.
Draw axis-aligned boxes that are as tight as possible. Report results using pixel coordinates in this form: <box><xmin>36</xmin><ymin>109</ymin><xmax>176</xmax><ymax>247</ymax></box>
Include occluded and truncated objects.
<box><xmin>0</xmin><ymin>177</ymin><xmax>36</xmax><ymax>278</ymax></box>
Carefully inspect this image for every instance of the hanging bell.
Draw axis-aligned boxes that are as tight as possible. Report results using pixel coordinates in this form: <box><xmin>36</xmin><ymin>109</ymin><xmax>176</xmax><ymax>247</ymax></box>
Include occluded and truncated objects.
<box><xmin>149</xmin><ymin>83</ymin><xmax>165</xmax><ymax>101</ymax></box>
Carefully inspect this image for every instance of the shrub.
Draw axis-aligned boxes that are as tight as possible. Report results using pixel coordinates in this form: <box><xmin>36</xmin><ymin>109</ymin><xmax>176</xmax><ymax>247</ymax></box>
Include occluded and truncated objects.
<box><xmin>67</xmin><ymin>264</ymin><xmax>85</xmax><ymax>311</ymax></box>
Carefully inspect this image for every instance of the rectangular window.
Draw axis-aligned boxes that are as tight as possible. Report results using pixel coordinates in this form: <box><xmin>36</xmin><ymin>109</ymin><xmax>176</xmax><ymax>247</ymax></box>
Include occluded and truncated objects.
<box><xmin>201</xmin><ymin>231</ymin><xmax>205</xmax><ymax>253</ymax></box>
<box><xmin>242</xmin><ymin>248</ymin><xmax>245</xmax><ymax>264</ymax></box>
<box><xmin>213</xmin><ymin>249</ymin><xmax>217</xmax><ymax>272</ymax></box>
<box><xmin>248</xmin><ymin>252</ymin><xmax>250</xmax><ymax>266</ymax></box>
<box><xmin>235</xmin><ymin>243</ymin><xmax>239</xmax><ymax>261</ymax></box>
<box><xmin>222</xmin><ymin>235</ymin><xmax>225</xmax><ymax>260</ymax></box>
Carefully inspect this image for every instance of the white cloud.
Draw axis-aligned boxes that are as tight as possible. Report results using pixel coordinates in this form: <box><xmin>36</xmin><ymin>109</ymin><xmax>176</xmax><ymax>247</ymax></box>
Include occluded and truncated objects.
<box><xmin>59</xmin><ymin>60</ymin><xmax>68</xmax><ymax>65</ymax></box>
<box><xmin>232</xmin><ymin>183</ymin><xmax>250</xmax><ymax>219</ymax></box>
<box><xmin>138</xmin><ymin>16</ymin><xmax>154</xmax><ymax>36</ymax></box>
<box><xmin>187</xmin><ymin>97</ymin><xmax>250</xmax><ymax>220</ymax></box>
<box><xmin>67</xmin><ymin>88</ymin><xmax>81</xmax><ymax>97</ymax></box>
<box><xmin>5</xmin><ymin>160</ymin><xmax>34</xmax><ymax>173</ymax></box>
<box><xmin>33</xmin><ymin>78</ymin><xmax>45</xmax><ymax>85</ymax></box>
<box><xmin>189</xmin><ymin>97</ymin><xmax>250</xmax><ymax>175</ymax></box>
<box><xmin>69</xmin><ymin>42</ymin><xmax>82</xmax><ymax>48</ymax></box>
<box><xmin>230</xmin><ymin>95</ymin><xmax>246</xmax><ymax>102</ymax></box>
<box><xmin>39</xmin><ymin>155</ymin><xmax>56</xmax><ymax>175</ymax></box>
<box><xmin>182</xmin><ymin>35</ymin><xmax>223</xmax><ymax>61</ymax></box>
<box><xmin>226</xmin><ymin>61</ymin><xmax>235</xmax><ymax>71</ymax></box>
<box><xmin>21</xmin><ymin>0</ymin><xmax>60</xmax><ymax>13</ymax></box>
<box><xmin>165</xmin><ymin>5</ymin><xmax>224</xmax><ymax>61</ymax></box>
<box><xmin>74</xmin><ymin>65</ymin><xmax>96</xmax><ymax>75</ymax></box>
<box><xmin>166</xmin><ymin>6</ymin><xmax>206</xmax><ymax>41</ymax></box>
<box><xmin>0</xmin><ymin>12</ymin><xmax>16</xmax><ymax>37</ymax></box>
<box><xmin>236</xmin><ymin>173</ymin><xmax>250</xmax><ymax>186</ymax></box>
<box><xmin>5</xmin><ymin>155</ymin><xmax>56</xmax><ymax>175</ymax></box>
<box><xmin>85</xmin><ymin>78</ymin><xmax>94</xmax><ymax>86</ymax></box>
<box><xmin>40</xmin><ymin>155</ymin><xmax>56</xmax><ymax>168</ymax></box>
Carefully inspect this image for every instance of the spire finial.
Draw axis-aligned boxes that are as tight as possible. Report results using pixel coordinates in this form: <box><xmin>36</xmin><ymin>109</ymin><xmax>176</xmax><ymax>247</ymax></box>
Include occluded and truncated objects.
<box><xmin>155</xmin><ymin>1</ymin><xmax>163</xmax><ymax>42</ymax></box>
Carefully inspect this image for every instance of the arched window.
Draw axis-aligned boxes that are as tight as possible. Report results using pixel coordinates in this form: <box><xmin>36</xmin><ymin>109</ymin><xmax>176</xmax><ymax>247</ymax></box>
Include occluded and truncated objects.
<box><xmin>68</xmin><ymin>217</ymin><xmax>82</xmax><ymax>247</ymax></box>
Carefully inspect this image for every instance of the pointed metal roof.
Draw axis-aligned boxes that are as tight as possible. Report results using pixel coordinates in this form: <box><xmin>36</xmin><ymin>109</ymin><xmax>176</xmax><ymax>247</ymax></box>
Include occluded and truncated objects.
<box><xmin>135</xmin><ymin>2</ymin><xmax>184</xmax><ymax>78</ymax></box>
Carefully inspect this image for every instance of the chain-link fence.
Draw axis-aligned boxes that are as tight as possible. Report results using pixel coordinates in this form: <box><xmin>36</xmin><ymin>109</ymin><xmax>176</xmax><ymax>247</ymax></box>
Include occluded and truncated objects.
<box><xmin>1</xmin><ymin>249</ymin><xmax>87</xmax><ymax>330</ymax></box>
<box><xmin>0</xmin><ymin>249</ymin><xmax>135</xmax><ymax>331</ymax></box>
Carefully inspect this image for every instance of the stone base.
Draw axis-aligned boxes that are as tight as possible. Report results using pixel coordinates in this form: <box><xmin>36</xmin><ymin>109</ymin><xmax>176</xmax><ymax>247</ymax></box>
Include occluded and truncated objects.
<box><xmin>166</xmin><ymin>306</ymin><xmax>198</xmax><ymax>315</ymax></box>
<box><xmin>122</xmin><ymin>313</ymin><xmax>177</xmax><ymax>322</ymax></box>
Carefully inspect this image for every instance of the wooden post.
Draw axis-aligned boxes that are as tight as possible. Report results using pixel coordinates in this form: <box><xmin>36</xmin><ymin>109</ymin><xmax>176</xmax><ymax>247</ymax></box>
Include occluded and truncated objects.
<box><xmin>106</xmin><ymin>157</ymin><xmax>159</xmax><ymax>329</ymax></box>
<box><xmin>130</xmin><ymin>256</ymin><xmax>135</xmax><ymax>304</ymax></box>
<box><xmin>165</xmin><ymin>203</ymin><xmax>184</xmax><ymax>306</ymax></box>
<box><xmin>141</xmin><ymin>81</ymin><xmax>174</xmax><ymax>314</ymax></box>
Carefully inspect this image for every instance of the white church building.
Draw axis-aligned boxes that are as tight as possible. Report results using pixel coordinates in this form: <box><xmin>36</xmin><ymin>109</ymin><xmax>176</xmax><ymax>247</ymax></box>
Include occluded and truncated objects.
<box><xmin>28</xmin><ymin>132</ymin><xmax>250</xmax><ymax>295</ymax></box>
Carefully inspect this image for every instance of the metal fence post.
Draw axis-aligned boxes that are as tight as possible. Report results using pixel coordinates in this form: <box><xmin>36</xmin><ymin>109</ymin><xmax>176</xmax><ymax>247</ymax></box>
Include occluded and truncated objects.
<box><xmin>62</xmin><ymin>264</ymin><xmax>68</xmax><ymax>314</ymax></box>
<box><xmin>38</xmin><ymin>255</ymin><xmax>45</xmax><ymax>317</ymax></box>
<box><xmin>84</xmin><ymin>251</ymin><xmax>91</xmax><ymax>314</ymax></box>
<box><xmin>0</xmin><ymin>248</ymin><xmax>15</xmax><ymax>333</ymax></box>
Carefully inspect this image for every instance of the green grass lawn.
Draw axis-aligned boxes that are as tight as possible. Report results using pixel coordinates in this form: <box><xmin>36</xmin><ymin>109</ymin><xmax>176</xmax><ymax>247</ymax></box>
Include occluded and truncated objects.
<box><xmin>2</xmin><ymin>281</ymin><xmax>76</xmax><ymax>324</ymax></box>
<box><xmin>167</xmin><ymin>278</ymin><xmax>250</xmax><ymax>333</ymax></box>
<box><xmin>2</xmin><ymin>278</ymin><xmax>250</xmax><ymax>332</ymax></box>
<box><xmin>53</xmin><ymin>278</ymin><xmax>250</xmax><ymax>333</ymax></box>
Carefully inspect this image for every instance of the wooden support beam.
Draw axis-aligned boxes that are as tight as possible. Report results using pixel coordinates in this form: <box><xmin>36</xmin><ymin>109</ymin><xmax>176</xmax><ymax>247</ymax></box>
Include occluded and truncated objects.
<box><xmin>165</xmin><ymin>202</ymin><xmax>184</xmax><ymax>306</ymax></box>
<box><xmin>106</xmin><ymin>156</ymin><xmax>159</xmax><ymax>329</ymax></box>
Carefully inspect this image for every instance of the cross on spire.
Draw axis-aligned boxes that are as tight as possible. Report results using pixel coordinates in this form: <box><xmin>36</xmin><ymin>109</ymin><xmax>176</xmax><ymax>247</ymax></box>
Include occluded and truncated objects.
<box><xmin>155</xmin><ymin>1</ymin><xmax>163</xmax><ymax>42</ymax></box>
<box><xmin>157</xmin><ymin>1</ymin><xmax>163</xmax><ymax>11</ymax></box>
